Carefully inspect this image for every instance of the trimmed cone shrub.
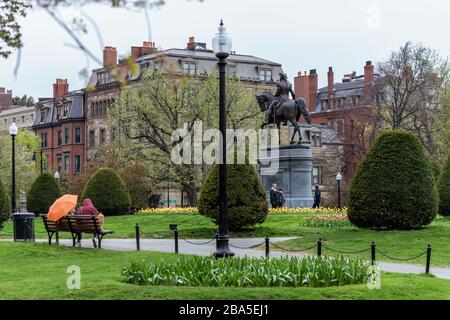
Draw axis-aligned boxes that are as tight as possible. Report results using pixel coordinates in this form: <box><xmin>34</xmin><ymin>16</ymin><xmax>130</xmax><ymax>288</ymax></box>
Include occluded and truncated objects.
<box><xmin>81</xmin><ymin>167</ymin><xmax>131</xmax><ymax>216</ymax></box>
<box><xmin>348</xmin><ymin>131</ymin><xmax>438</xmax><ymax>230</ymax></box>
<box><xmin>438</xmin><ymin>155</ymin><xmax>450</xmax><ymax>216</ymax></box>
<box><xmin>27</xmin><ymin>172</ymin><xmax>62</xmax><ymax>215</ymax></box>
<box><xmin>198</xmin><ymin>164</ymin><xmax>268</xmax><ymax>231</ymax></box>
<box><xmin>0</xmin><ymin>179</ymin><xmax>10</xmax><ymax>229</ymax></box>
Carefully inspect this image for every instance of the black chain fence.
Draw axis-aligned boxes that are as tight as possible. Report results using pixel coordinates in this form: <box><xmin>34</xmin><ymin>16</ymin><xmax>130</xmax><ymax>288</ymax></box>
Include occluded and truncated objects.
<box><xmin>134</xmin><ymin>223</ymin><xmax>433</xmax><ymax>274</ymax></box>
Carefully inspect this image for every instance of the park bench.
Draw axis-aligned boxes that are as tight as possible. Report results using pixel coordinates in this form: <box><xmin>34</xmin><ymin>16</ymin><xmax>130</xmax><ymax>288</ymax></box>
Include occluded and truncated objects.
<box><xmin>41</xmin><ymin>215</ymin><xmax>114</xmax><ymax>248</ymax></box>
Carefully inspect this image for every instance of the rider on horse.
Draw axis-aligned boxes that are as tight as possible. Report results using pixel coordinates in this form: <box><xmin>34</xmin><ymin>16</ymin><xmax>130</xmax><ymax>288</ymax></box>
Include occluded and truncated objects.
<box><xmin>264</xmin><ymin>73</ymin><xmax>296</xmax><ymax>125</ymax></box>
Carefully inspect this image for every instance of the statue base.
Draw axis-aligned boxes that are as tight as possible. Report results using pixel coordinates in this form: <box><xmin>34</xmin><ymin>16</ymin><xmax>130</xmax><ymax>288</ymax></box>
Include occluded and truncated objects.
<box><xmin>259</xmin><ymin>144</ymin><xmax>314</xmax><ymax>208</ymax></box>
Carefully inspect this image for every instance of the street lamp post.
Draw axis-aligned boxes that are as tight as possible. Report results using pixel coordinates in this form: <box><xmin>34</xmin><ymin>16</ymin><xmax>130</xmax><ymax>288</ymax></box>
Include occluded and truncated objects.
<box><xmin>54</xmin><ymin>170</ymin><xmax>60</xmax><ymax>184</ymax></box>
<box><xmin>212</xmin><ymin>20</ymin><xmax>234</xmax><ymax>258</ymax></box>
<box><xmin>9</xmin><ymin>123</ymin><xmax>18</xmax><ymax>213</ymax></box>
<box><xmin>336</xmin><ymin>172</ymin><xmax>342</xmax><ymax>209</ymax></box>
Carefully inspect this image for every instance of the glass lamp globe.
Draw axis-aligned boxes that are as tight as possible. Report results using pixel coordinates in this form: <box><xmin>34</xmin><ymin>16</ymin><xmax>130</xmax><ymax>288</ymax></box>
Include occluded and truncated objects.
<box><xmin>336</xmin><ymin>172</ymin><xmax>342</xmax><ymax>181</ymax></box>
<box><xmin>9</xmin><ymin>123</ymin><xmax>18</xmax><ymax>136</ymax></box>
<box><xmin>212</xmin><ymin>20</ymin><xmax>232</xmax><ymax>59</ymax></box>
<box><xmin>54</xmin><ymin>171</ymin><xmax>60</xmax><ymax>180</ymax></box>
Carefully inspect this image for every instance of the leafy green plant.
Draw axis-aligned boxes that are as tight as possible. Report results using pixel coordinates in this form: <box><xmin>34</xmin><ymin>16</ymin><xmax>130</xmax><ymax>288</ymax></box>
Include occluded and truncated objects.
<box><xmin>348</xmin><ymin>131</ymin><xmax>438</xmax><ymax>229</ymax></box>
<box><xmin>81</xmin><ymin>167</ymin><xmax>131</xmax><ymax>216</ymax></box>
<box><xmin>438</xmin><ymin>155</ymin><xmax>450</xmax><ymax>216</ymax></box>
<box><xmin>198</xmin><ymin>164</ymin><xmax>268</xmax><ymax>231</ymax></box>
<box><xmin>0</xmin><ymin>179</ymin><xmax>10</xmax><ymax>228</ymax></box>
<box><xmin>122</xmin><ymin>255</ymin><xmax>371</xmax><ymax>288</ymax></box>
<box><xmin>27</xmin><ymin>172</ymin><xmax>62</xmax><ymax>215</ymax></box>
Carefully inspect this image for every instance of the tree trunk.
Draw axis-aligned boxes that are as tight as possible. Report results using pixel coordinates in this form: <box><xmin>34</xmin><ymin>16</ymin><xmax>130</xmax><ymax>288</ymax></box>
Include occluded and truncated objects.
<box><xmin>183</xmin><ymin>184</ymin><xmax>198</xmax><ymax>207</ymax></box>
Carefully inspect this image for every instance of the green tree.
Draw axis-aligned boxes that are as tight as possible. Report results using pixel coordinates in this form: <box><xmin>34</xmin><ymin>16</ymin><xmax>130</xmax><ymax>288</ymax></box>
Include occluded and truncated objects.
<box><xmin>438</xmin><ymin>155</ymin><xmax>450</xmax><ymax>216</ymax></box>
<box><xmin>348</xmin><ymin>131</ymin><xmax>438</xmax><ymax>230</ymax></box>
<box><xmin>0</xmin><ymin>129</ymin><xmax>40</xmax><ymax>205</ymax></box>
<box><xmin>0</xmin><ymin>178</ymin><xmax>11</xmax><ymax>229</ymax></box>
<box><xmin>198</xmin><ymin>163</ymin><xmax>268</xmax><ymax>231</ymax></box>
<box><xmin>81</xmin><ymin>167</ymin><xmax>131</xmax><ymax>216</ymax></box>
<box><xmin>27</xmin><ymin>172</ymin><xmax>62</xmax><ymax>215</ymax></box>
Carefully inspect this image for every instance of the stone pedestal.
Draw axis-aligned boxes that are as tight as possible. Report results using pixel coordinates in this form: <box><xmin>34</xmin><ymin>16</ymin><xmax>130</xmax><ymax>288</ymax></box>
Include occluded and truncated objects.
<box><xmin>259</xmin><ymin>144</ymin><xmax>314</xmax><ymax>208</ymax></box>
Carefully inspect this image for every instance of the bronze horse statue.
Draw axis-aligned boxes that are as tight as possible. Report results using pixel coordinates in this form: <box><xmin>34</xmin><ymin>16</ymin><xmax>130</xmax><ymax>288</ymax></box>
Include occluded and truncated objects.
<box><xmin>256</xmin><ymin>92</ymin><xmax>312</xmax><ymax>144</ymax></box>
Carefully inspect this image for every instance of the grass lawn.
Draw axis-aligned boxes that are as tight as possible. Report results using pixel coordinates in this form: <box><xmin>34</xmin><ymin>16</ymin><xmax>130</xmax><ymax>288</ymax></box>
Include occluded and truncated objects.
<box><xmin>1</xmin><ymin>242</ymin><xmax>450</xmax><ymax>300</ymax></box>
<box><xmin>2</xmin><ymin>213</ymin><xmax>450</xmax><ymax>267</ymax></box>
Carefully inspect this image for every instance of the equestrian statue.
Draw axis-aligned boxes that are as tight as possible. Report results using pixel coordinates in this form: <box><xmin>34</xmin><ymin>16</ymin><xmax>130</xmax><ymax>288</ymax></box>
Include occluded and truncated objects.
<box><xmin>256</xmin><ymin>73</ymin><xmax>312</xmax><ymax>144</ymax></box>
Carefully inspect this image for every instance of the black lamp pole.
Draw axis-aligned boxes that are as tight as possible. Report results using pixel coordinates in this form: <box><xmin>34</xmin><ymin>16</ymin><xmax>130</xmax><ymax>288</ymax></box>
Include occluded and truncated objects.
<box><xmin>11</xmin><ymin>133</ymin><xmax>16</xmax><ymax>213</ymax></box>
<box><xmin>40</xmin><ymin>149</ymin><xmax>43</xmax><ymax>174</ymax></box>
<box><xmin>214</xmin><ymin>52</ymin><xmax>234</xmax><ymax>258</ymax></box>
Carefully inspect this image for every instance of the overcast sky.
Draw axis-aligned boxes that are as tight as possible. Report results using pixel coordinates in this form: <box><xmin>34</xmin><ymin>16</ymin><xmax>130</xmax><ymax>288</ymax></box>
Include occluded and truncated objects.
<box><xmin>1</xmin><ymin>0</ymin><xmax>449</xmax><ymax>98</ymax></box>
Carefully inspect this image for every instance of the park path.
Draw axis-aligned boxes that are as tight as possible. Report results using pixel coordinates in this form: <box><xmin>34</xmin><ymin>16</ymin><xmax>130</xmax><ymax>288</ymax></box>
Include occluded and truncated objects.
<box><xmin>17</xmin><ymin>237</ymin><xmax>450</xmax><ymax>280</ymax></box>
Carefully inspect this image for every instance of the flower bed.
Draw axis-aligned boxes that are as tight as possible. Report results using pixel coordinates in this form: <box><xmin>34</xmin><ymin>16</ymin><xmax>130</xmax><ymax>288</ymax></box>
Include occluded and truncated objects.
<box><xmin>122</xmin><ymin>255</ymin><xmax>370</xmax><ymax>288</ymax></box>
<box><xmin>299</xmin><ymin>214</ymin><xmax>351</xmax><ymax>228</ymax></box>
<box><xmin>137</xmin><ymin>207</ymin><xmax>347</xmax><ymax>215</ymax></box>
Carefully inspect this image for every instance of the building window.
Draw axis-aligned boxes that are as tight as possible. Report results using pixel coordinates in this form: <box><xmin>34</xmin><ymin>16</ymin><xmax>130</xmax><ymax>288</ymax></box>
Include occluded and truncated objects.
<box><xmin>111</xmin><ymin>128</ymin><xmax>116</xmax><ymax>142</ymax></box>
<box><xmin>97</xmin><ymin>71</ymin><xmax>111</xmax><ymax>85</ymax></box>
<box><xmin>154</xmin><ymin>63</ymin><xmax>162</xmax><ymax>73</ymax></box>
<box><xmin>56</xmin><ymin>156</ymin><xmax>62</xmax><ymax>172</ymax></box>
<box><xmin>64</xmin><ymin>154</ymin><xmax>70</xmax><ymax>173</ymax></box>
<box><xmin>57</xmin><ymin>130</ymin><xmax>62</xmax><ymax>146</ymax></box>
<box><xmin>63</xmin><ymin>103</ymin><xmax>70</xmax><ymax>118</ymax></box>
<box><xmin>181</xmin><ymin>62</ymin><xmax>196</xmax><ymax>75</ymax></box>
<box><xmin>40</xmin><ymin>132</ymin><xmax>48</xmax><ymax>148</ymax></box>
<box><xmin>228</xmin><ymin>65</ymin><xmax>237</xmax><ymax>78</ymax></box>
<box><xmin>100</xmin><ymin>128</ymin><xmax>106</xmax><ymax>144</ymax></box>
<box><xmin>56</xmin><ymin>107</ymin><xmax>62</xmax><ymax>120</ymax></box>
<box><xmin>74</xmin><ymin>127</ymin><xmax>81</xmax><ymax>144</ymax></box>
<box><xmin>40</xmin><ymin>110</ymin><xmax>46</xmax><ymax>123</ymax></box>
<box><xmin>259</xmin><ymin>69</ymin><xmax>272</xmax><ymax>82</ymax></box>
<box><xmin>312</xmin><ymin>166</ymin><xmax>322</xmax><ymax>185</ymax></box>
<box><xmin>311</xmin><ymin>132</ymin><xmax>322</xmax><ymax>147</ymax></box>
<box><xmin>336</xmin><ymin>119</ymin><xmax>344</xmax><ymax>136</ymax></box>
<box><xmin>89</xmin><ymin>130</ymin><xmax>95</xmax><ymax>147</ymax></box>
<box><xmin>64</xmin><ymin>127</ymin><xmax>70</xmax><ymax>145</ymax></box>
<box><xmin>74</xmin><ymin>155</ymin><xmax>81</xmax><ymax>174</ymax></box>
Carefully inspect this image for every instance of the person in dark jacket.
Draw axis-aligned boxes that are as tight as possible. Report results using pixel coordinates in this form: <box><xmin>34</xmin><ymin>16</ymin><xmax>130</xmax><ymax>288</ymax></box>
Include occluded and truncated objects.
<box><xmin>270</xmin><ymin>183</ymin><xmax>282</xmax><ymax>208</ymax></box>
<box><xmin>312</xmin><ymin>185</ymin><xmax>321</xmax><ymax>208</ymax></box>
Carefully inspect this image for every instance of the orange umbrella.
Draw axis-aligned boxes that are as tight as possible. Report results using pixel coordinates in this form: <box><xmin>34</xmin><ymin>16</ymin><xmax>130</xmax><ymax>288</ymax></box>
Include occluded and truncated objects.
<box><xmin>47</xmin><ymin>194</ymin><xmax>78</xmax><ymax>222</ymax></box>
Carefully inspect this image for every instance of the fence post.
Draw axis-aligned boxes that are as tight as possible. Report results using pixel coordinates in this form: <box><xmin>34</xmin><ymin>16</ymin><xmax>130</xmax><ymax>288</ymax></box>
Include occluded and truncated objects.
<box><xmin>174</xmin><ymin>229</ymin><xmax>179</xmax><ymax>254</ymax></box>
<box><xmin>371</xmin><ymin>241</ymin><xmax>376</xmax><ymax>265</ymax></box>
<box><xmin>135</xmin><ymin>223</ymin><xmax>140</xmax><ymax>251</ymax></box>
<box><xmin>265</xmin><ymin>235</ymin><xmax>270</xmax><ymax>258</ymax></box>
<box><xmin>317</xmin><ymin>238</ymin><xmax>322</xmax><ymax>257</ymax></box>
<box><xmin>426</xmin><ymin>243</ymin><xmax>432</xmax><ymax>274</ymax></box>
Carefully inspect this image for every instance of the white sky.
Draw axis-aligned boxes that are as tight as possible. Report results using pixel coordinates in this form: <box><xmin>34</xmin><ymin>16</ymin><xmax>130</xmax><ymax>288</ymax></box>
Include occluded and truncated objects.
<box><xmin>1</xmin><ymin>0</ymin><xmax>449</xmax><ymax>98</ymax></box>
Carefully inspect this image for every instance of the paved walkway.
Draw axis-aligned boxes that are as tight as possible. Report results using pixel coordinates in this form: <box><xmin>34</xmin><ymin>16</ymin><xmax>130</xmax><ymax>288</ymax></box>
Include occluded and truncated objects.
<box><xmin>5</xmin><ymin>237</ymin><xmax>450</xmax><ymax>280</ymax></box>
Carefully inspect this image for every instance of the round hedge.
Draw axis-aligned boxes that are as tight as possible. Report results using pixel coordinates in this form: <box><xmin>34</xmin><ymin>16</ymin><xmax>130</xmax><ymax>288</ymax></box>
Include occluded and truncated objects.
<box><xmin>198</xmin><ymin>164</ymin><xmax>268</xmax><ymax>231</ymax></box>
<box><xmin>27</xmin><ymin>172</ymin><xmax>62</xmax><ymax>215</ymax></box>
<box><xmin>0</xmin><ymin>179</ymin><xmax>10</xmax><ymax>228</ymax></box>
<box><xmin>438</xmin><ymin>155</ymin><xmax>450</xmax><ymax>216</ymax></box>
<box><xmin>81</xmin><ymin>167</ymin><xmax>131</xmax><ymax>216</ymax></box>
<box><xmin>348</xmin><ymin>131</ymin><xmax>438</xmax><ymax>230</ymax></box>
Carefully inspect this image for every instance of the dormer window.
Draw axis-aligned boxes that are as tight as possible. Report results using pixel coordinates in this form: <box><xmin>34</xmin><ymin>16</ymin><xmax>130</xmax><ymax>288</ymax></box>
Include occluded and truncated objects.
<box><xmin>40</xmin><ymin>109</ymin><xmax>47</xmax><ymax>123</ymax></box>
<box><xmin>181</xmin><ymin>62</ymin><xmax>196</xmax><ymax>75</ymax></box>
<box><xmin>259</xmin><ymin>69</ymin><xmax>272</xmax><ymax>82</ymax></box>
<box><xmin>97</xmin><ymin>71</ymin><xmax>111</xmax><ymax>85</ymax></box>
<box><xmin>228</xmin><ymin>65</ymin><xmax>237</xmax><ymax>78</ymax></box>
<box><xmin>63</xmin><ymin>103</ymin><xmax>70</xmax><ymax>118</ymax></box>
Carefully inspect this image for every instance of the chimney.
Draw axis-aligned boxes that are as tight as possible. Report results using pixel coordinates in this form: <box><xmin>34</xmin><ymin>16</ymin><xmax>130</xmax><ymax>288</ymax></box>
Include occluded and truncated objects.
<box><xmin>294</xmin><ymin>71</ymin><xmax>310</xmax><ymax>109</ymax></box>
<box><xmin>308</xmin><ymin>69</ymin><xmax>318</xmax><ymax>113</ymax></box>
<box><xmin>364</xmin><ymin>60</ymin><xmax>374</xmax><ymax>105</ymax></box>
<box><xmin>53</xmin><ymin>79</ymin><xmax>69</xmax><ymax>100</ymax></box>
<box><xmin>103</xmin><ymin>46</ymin><xmax>117</xmax><ymax>68</ymax></box>
<box><xmin>187</xmin><ymin>36</ymin><xmax>196</xmax><ymax>50</ymax></box>
<box><xmin>0</xmin><ymin>87</ymin><xmax>12</xmax><ymax>107</ymax></box>
<box><xmin>140</xmin><ymin>41</ymin><xmax>157</xmax><ymax>55</ymax></box>
<box><xmin>327</xmin><ymin>67</ymin><xmax>334</xmax><ymax>100</ymax></box>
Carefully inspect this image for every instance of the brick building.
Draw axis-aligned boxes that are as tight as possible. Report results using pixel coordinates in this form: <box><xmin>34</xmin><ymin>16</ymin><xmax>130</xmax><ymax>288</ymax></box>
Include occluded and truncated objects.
<box><xmin>0</xmin><ymin>87</ymin><xmax>36</xmax><ymax>136</ymax></box>
<box><xmin>294</xmin><ymin>61</ymin><xmax>382</xmax><ymax>204</ymax></box>
<box><xmin>32</xmin><ymin>79</ymin><xmax>85</xmax><ymax>175</ymax></box>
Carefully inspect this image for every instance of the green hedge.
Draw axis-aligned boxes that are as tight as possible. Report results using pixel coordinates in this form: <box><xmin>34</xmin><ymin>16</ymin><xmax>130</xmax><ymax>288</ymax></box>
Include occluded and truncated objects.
<box><xmin>438</xmin><ymin>155</ymin><xmax>450</xmax><ymax>216</ymax></box>
<box><xmin>27</xmin><ymin>172</ymin><xmax>62</xmax><ymax>215</ymax></box>
<box><xmin>348</xmin><ymin>131</ymin><xmax>438</xmax><ymax>229</ymax></box>
<box><xmin>198</xmin><ymin>164</ymin><xmax>268</xmax><ymax>231</ymax></box>
<box><xmin>81</xmin><ymin>167</ymin><xmax>131</xmax><ymax>216</ymax></box>
<box><xmin>0</xmin><ymin>179</ymin><xmax>10</xmax><ymax>228</ymax></box>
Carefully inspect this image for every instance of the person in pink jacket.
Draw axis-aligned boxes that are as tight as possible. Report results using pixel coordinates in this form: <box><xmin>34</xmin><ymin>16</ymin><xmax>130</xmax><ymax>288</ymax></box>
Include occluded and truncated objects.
<box><xmin>75</xmin><ymin>198</ymin><xmax>102</xmax><ymax>248</ymax></box>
